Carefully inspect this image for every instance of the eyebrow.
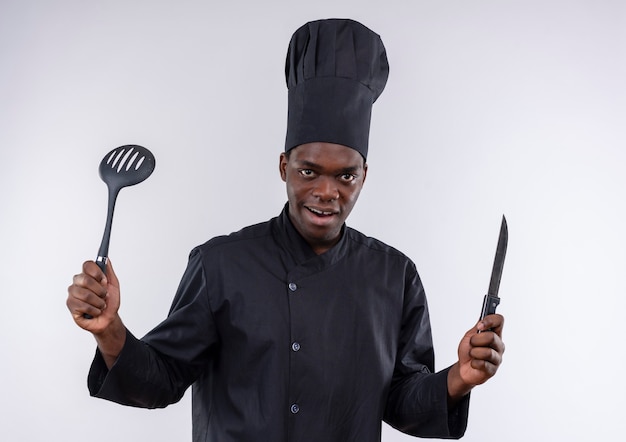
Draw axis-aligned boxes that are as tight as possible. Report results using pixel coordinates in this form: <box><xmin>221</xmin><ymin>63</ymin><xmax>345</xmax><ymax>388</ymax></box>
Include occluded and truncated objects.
<box><xmin>296</xmin><ymin>160</ymin><xmax>362</xmax><ymax>174</ymax></box>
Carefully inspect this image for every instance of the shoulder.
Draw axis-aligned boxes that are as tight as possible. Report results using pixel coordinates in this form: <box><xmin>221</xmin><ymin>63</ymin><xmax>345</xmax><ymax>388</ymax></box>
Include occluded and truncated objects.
<box><xmin>189</xmin><ymin>217</ymin><xmax>276</xmax><ymax>261</ymax></box>
<box><xmin>344</xmin><ymin>227</ymin><xmax>424</xmax><ymax>300</ymax></box>
<box><xmin>345</xmin><ymin>226</ymin><xmax>417</xmax><ymax>271</ymax></box>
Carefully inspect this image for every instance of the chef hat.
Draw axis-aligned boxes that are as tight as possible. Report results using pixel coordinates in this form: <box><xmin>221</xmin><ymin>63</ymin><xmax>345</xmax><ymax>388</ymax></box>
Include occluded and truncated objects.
<box><xmin>284</xmin><ymin>18</ymin><xmax>389</xmax><ymax>160</ymax></box>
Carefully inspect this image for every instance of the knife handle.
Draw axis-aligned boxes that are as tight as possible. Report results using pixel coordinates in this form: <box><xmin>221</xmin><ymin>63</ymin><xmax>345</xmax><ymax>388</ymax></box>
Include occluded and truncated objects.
<box><xmin>480</xmin><ymin>294</ymin><xmax>500</xmax><ymax>320</ymax></box>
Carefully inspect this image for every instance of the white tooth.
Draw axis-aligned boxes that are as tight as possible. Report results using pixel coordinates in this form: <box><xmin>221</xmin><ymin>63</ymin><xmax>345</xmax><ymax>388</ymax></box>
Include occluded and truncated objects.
<box><xmin>308</xmin><ymin>207</ymin><xmax>333</xmax><ymax>215</ymax></box>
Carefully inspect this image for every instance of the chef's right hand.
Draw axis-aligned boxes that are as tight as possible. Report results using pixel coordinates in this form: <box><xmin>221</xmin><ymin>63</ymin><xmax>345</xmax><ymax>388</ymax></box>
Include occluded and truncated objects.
<box><xmin>67</xmin><ymin>259</ymin><xmax>121</xmax><ymax>334</ymax></box>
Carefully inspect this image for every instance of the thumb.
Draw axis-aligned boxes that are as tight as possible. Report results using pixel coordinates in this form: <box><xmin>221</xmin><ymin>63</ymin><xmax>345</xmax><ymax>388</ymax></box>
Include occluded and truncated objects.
<box><xmin>104</xmin><ymin>258</ymin><xmax>120</xmax><ymax>289</ymax></box>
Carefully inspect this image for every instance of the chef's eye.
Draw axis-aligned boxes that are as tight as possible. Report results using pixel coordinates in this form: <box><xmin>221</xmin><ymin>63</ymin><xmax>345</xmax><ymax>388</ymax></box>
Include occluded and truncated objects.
<box><xmin>299</xmin><ymin>169</ymin><xmax>315</xmax><ymax>177</ymax></box>
<box><xmin>339</xmin><ymin>173</ymin><xmax>357</xmax><ymax>182</ymax></box>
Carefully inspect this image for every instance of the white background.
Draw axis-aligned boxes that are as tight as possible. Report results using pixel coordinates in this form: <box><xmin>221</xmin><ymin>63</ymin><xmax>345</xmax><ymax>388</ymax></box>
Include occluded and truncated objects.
<box><xmin>1</xmin><ymin>1</ymin><xmax>624</xmax><ymax>441</ymax></box>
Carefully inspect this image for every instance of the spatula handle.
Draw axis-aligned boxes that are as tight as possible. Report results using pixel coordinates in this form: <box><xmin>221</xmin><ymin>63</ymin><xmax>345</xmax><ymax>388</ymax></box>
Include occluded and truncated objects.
<box><xmin>84</xmin><ymin>188</ymin><xmax>117</xmax><ymax>319</ymax></box>
<box><xmin>96</xmin><ymin>256</ymin><xmax>107</xmax><ymax>274</ymax></box>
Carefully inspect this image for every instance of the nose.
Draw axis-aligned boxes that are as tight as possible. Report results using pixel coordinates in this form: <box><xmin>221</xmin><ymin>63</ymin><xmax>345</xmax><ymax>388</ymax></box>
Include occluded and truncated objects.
<box><xmin>312</xmin><ymin>176</ymin><xmax>339</xmax><ymax>201</ymax></box>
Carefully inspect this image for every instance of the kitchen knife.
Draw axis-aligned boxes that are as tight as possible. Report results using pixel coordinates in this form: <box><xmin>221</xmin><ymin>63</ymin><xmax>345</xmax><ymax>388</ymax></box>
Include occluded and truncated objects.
<box><xmin>480</xmin><ymin>215</ymin><xmax>508</xmax><ymax>320</ymax></box>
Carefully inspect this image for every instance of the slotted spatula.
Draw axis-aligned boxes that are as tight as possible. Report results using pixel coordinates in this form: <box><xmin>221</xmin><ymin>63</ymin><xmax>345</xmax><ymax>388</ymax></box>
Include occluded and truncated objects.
<box><xmin>95</xmin><ymin>144</ymin><xmax>155</xmax><ymax>274</ymax></box>
<box><xmin>84</xmin><ymin>145</ymin><xmax>155</xmax><ymax>319</ymax></box>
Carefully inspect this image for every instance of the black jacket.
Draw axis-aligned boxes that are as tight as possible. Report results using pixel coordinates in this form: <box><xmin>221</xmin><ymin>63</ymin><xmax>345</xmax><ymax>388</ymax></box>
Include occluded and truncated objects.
<box><xmin>88</xmin><ymin>206</ymin><xmax>469</xmax><ymax>441</ymax></box>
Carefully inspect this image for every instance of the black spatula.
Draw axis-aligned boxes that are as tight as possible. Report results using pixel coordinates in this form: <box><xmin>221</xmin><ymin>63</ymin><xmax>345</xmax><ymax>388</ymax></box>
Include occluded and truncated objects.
<box><xmin>95</xmin><ymin>144</ymin><xmax>155</xmax><ymax>273</ymax></box>
<box><xmin>84</xmin><ymin>145</ymin><xmax>155</xmax><ymax>319</ymax></box>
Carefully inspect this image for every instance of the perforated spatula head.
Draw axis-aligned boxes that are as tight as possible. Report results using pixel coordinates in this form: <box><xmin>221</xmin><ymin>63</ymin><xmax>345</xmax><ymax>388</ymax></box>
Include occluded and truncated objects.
<box><xmin>99</xmin><ymin>144</ymin><xmax>155</xmax><ymax>190</ymax></box>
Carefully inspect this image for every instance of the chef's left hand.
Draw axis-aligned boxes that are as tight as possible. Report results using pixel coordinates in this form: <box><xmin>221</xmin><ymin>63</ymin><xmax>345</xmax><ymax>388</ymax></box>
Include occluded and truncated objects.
<box><xmin>447</xmin><ymin>314</ymin><xmax>505</xmax><ymax>402</ymax></box>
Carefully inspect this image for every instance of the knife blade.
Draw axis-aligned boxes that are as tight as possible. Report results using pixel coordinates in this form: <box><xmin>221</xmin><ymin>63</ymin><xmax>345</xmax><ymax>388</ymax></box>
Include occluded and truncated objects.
<box><xmin>480</xmin><ymin>215</ymin><xmax>508</xmax><ymax>320</ymax></box>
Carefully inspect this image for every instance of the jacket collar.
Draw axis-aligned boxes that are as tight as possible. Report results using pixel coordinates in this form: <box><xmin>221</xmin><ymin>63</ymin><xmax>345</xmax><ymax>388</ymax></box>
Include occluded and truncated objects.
<box><xmin>273</xmin><ymin>203</ymin><xmax>350</xmax><ymax>271</ymax></box>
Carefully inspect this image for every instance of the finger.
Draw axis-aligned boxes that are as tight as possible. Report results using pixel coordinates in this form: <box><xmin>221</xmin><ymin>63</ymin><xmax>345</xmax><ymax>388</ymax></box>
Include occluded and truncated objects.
<box><xmin>470</xmin><ymin>357</ymin><xmax>500</xmax><ymax>378</ymax></box>
<box><xmin>71</xmin><ymin>272</ymin><xmax>107</xmax><ymax>300</ymax></box>
<box><xmin>82</xmin><ymin>260</ymin><xmax>106</xmax><ymax>283</ymax></box>
<box><xmin>67</xmin><ymin>297</ymin><xmax>105</xmax><ymax>324</ymax></box>
<box><xmin>471</xmin><ymin>329</ymin><xmax>506</xmax><ymax>355</ymax></box>
<box><xmin>67</xmin><ymin>282</ymin><xmax>107</xmax><ymax>312</ymax></box>
<box><xmin>469</xmin><ymin>346</ymin><xmax>502</xmax><ymax>367</ymax></box>
<box><xmin>71</xmin><ymin>300</ymin><xmax>105</xmax><ymax>321</ymax></box>
<box><xmin>468</xmin><ymin>344</ymin><xmax>503</xmax><ymax>381</ymax></box>
<box><xmin>478</xmin><ymin>314</ymin><xmax>504</xmax><ymax>336</ymax></box>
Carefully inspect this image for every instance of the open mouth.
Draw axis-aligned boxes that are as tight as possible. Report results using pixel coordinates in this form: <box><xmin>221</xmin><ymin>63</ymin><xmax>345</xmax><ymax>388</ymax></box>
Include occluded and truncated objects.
<box><xmin>306</xmin><ymin>206</ymin><xmax>336</xmax><ymax>217</ymax></box>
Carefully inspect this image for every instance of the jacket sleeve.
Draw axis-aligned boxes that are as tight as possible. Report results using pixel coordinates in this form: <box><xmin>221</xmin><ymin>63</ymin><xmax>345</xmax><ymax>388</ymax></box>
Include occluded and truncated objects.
<box><xmin>88</xmin><ymin>247</ymin><xmax>218</xmax><ymax>408</ymax></box>
<box><xmin>383</xmin><ymin>262</ymin><xmax>470</xmax><ymax>439</ymax></box>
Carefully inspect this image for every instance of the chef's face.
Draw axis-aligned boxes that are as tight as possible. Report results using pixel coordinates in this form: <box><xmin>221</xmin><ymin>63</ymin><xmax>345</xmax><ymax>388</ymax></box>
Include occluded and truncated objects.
<box><xmin>280</xmin><ymin>142</ymin><xmax>367</xmax><ymax>255</ymax></box>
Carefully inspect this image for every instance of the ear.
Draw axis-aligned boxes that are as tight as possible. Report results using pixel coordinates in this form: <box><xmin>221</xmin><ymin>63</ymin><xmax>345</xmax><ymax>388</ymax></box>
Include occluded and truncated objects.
<box><xmin>279</xmin><ymin>152</ymin><xmax>288</xmax><ymax>182</ymax></box>
<box><xmin>362</xmin><ymin>162</ymin><xmax>368</xmax><ymax>186</ymax></box>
